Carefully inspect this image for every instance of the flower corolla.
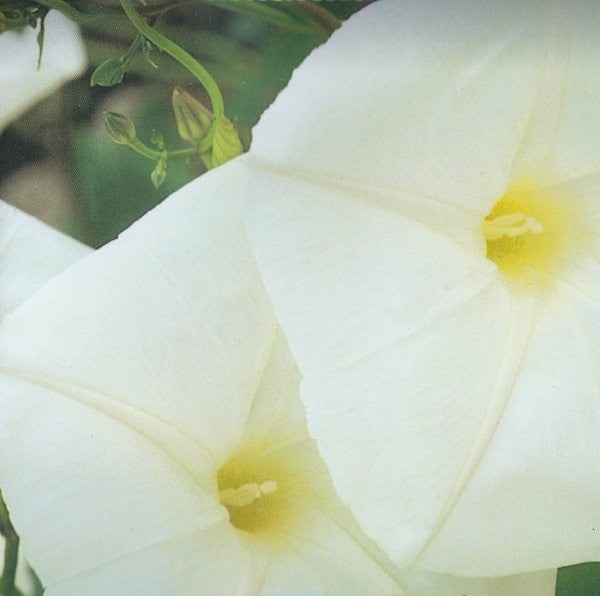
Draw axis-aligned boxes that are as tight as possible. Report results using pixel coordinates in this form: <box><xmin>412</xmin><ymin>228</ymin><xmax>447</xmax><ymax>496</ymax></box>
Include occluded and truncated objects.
<box><xmin>0</xmin><ymin>172</ymin><xmax>408</xmax><ymax>594</ymax></box>
<box><xmin>241</xmin><ymin>0</ymin><xmax>600</xmax><ymax>577</ymax></box>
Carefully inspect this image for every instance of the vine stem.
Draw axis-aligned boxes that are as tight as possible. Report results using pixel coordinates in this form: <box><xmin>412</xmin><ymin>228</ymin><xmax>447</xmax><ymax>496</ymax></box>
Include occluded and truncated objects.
<box><xmin>129</xmin><ymin>139</ymin><xmax>198</xmax><ymax>161</ymax></box>
<box><xmin>35</xmin><ymin>0</ymin><xmax>87</xmax><ymax>22</ymax></box>
<box><xmin>119</xmin><ymin>0</ymin><xmax>225</xmax><ymax>118</ymax></box>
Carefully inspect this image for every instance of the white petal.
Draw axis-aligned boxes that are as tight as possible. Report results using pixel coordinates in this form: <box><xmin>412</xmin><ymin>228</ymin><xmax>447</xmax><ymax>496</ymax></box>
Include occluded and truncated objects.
<box><xmin>0</xmin><ymin>200</ymin><xmax>90</xmax><ymax>320</ymax></box>
<box><xmin>0</xmin><ymin>11</ymin><xmax>86</xmax><ymax>130</ymax></box>
<box><xmin>236</xmin><ymin>331</ymin><xmax>404</xmax><ymax>593</ymax></box>
<box><xmin>244</xmin><ymin>166</ymin><xmax>495</xmax><ymax>377</ymax></box>
<box><xmin>520</xmin><ymin>3</ymin><xmax>600</xmax><ymax>184</ymax></box>
<box><xmin>418</xmin><ymin>285</ymin><xmax>600</xmax><ymax>574</ymax></box>
<box><xmin>279</xmin><ymin>502</ymin><xmax>403</xmax><ymax>594</ymax></box>
<box><xmin>0</xmin><ymin>373</ymin><xmax>227</xmax><ymax>589</ymax></box>
<box><xmin>45</xmin><ymin>526</ymin><xmax>263</xmax><ymax>596</ymax></box>
<box><xmin>253</xmin><ymin>544</ymin><xmax>327</xmax><ymax>594</ymax></box>
<box><xmin>1</xmin><ymin>161</ymin><xmax>276</xmax><ymax>467</ymax></box>
<box><xmin>398</xmin><ymin>566</ymin><xmax>557</xmax><ymax>596</ymax></box>
<box><xmin>299</xmin><ymin>281</ymin><xmax>534</xmax><ymax>568</ymax></box>
<box><xmin>0</xmin><ymin>166</ymin><xmax>404</xmax><ymax>593</ymax></box>
<box><xmin>251</xmin><ymin>0</ymin><xmax>554</xmax><ymax>209</ymax></box>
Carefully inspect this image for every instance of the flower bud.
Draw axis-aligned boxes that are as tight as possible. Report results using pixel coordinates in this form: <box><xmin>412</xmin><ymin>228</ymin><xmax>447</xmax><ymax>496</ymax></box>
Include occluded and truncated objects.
<box><xmin>150</xmin><ymin>158</ymin><xmax>167</xmax><ymax>189</ymax></box>
<box><xmin>103</xmin><ymin>111</ymin><xmax>137</xmax><ymax>145</ymax></box>
<box><xmin>210</xmin><ymin>116</ymin><xmax>244</xmax><ymax>168</ymax></box>
<box><xmin>171</xmin><ymin>87</ymin><xmax>213</xmax><ymax>144</ymax></box>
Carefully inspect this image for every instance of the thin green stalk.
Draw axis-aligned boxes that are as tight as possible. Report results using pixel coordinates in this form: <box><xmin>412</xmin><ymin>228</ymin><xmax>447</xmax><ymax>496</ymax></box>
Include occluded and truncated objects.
<box><xmin>123</xmin><ymin>32</ymin><xmax>144</xmax><ymax>62</ymax></box>
<box><xmin>119</xmin><ymin>0</ymin><xmax>224</xmax><ymax>118</ymax></box>
<box><xmin>129</xmin><ymin>139</ymin><xmax>198</xmax><ymax>161</ymax></box>
<box><xmin>34</xmin><ymin>0</ymin><xmax>88</xmax><ymax>23</ymax></box>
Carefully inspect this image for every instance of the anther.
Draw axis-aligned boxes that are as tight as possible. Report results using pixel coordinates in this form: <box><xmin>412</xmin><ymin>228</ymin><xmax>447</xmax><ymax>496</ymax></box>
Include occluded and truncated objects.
<box><xmin>483</xmin><ymin>212</ymin><xmax>544</xmax><ymax>241</ymax></box>
<box><xmin>219</xmin><ymin>480</ymin><xmax>279</xmax><ymax>508</ymax></box>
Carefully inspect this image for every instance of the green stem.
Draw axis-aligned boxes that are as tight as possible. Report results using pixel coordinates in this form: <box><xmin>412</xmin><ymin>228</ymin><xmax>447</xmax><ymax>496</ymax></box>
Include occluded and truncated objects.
<box><xmin>0</xmin><ymin>490</ymin><xmax>20</xmax><ymax>596</ymax></box>
<box><xmin>35</xmin><ymin>0</ymin><xmax>88</xmax><ymax>23</ymax></box>
<box><xmin>123</xmin><ymin>32</ymin><xmax>144</xmax><ymax>62</ymax></box>
<box><xmin>119</xmin><ymin>0</ymin><xmax>225</xmax><ymax>118</ymax></box>
<box><xmin>129</xmin><ymin>139</ymin><xmax>198</xmax><ymax>161</ymax></box>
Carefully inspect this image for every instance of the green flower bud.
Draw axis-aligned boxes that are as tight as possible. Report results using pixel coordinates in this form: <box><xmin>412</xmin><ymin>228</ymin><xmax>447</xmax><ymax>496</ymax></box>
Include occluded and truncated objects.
<box><xmin>103</xmin><ymin>111</ymin><xmax>137</xmax><ymax>146</ymax></box>
<box><xmin>210</xmin><ymin>116</ymin><xmax>244</xmax><ymax>168</ymax></box>
<box><xmin>171</xmin><ymin>86</ymin><xmax>213</xmax><ymax>144</ymax></box>
<box><xmin>150</xmin><ymin>158</ymin><xmax>167</xmax><ymax>189</ymax></box>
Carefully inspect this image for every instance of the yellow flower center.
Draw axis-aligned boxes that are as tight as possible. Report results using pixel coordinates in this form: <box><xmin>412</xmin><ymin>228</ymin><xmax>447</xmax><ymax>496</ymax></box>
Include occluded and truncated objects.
<box><xmin>217</xmin><ymin>440</ymin><xmax>296</xmax><ymax>536</ymax></box>
<box><xmin>482</xmin><ymin>179</ymin><xmax>582</xmax><ymax>286</ymax></box>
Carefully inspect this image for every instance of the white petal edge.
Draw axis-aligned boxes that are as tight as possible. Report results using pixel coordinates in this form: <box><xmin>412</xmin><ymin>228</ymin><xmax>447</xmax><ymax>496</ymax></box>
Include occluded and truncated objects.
<box><xmin>243</xmin><ymin>164</ymin><xmax>496</xmax><ymax>377</ymax></box>
<box><xmin>0</xmin><ymin>372</ymin><xmax>228</xmax><ymax>589</ymax></box>
<box><xmin>418</xmin><ymin>281</ymin><xmax>600</xmax><ymax>574</ymax></box>
<box><xmin>1</xmin><ymin>161</ymin><xmax>276</xmax><ymax>464</ymax></box>
<box><xmin>298</xmin><ymin>280</ymin><xmax>533</xmax><ymax>569</ymax></box>
<box><xmin>251</xmin><ymin>0</ymin><xmax>556</xmax><ymax>210</ymax></box>
<box><xmin>398</xmin><ymin>566</ymin><xmax>557</xmax><ymax>596</ymax></box>
<box><xmin>0</xmin><ymin>200</ymin><xmax>90</xmax><ymax>320</ymax></box>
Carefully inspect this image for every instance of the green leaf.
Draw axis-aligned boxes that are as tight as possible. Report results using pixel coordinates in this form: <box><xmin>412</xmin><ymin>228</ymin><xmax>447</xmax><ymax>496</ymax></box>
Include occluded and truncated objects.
<box><xmin>556</xmin><ymin>562</ymin><xmax>600</xmax><ymax>596</ymax></box>
<box><xmin>90</xmin><ymin>57</ymin><xmax>126</xmax><ymax>87</ymax></box>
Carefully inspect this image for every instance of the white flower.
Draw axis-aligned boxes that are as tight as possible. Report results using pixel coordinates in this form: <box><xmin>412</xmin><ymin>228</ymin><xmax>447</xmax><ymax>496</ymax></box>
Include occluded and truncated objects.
<box><xmin>0</xmin><ymin>170</ymin><xmax>406</xmax><ymax>594</ymax></box>
<box><xmin>0</xmin><ymin>10</ymin><xmax>86</xmax><ymax>132</ymax></box>
<box><xmin>0</xmin><ymin>169</ymin><xmax>559</xmax><ymax>594</ymax></box>
<box><xmin>241</xmin><ymin>0</ymin><xmax>600</xmax><ymax>577</ymax></box>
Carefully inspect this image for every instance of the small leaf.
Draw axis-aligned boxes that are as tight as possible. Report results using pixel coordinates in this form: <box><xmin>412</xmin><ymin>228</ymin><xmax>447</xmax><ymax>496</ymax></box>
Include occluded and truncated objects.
<box><xmin>91</xmin><ymin>58</ymin><xmax>126</xmax><ymax>87</ymax></box>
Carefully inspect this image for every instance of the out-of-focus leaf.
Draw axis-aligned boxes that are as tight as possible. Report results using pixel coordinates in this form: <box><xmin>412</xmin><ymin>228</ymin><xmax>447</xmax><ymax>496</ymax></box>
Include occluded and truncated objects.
<box><xmin>91</xmin><ymin>57</ymin><xmax>126</xmax><ymax>87</ymax></box>
<box><xmin>202</xmin><ymin>0</ymin><xmax>334</xmax><ymax>36</ymax></box>
<box><xmin>556</xmin><ymin>563</ymin><xmax>600</xmax><ymax>596</ymax></box>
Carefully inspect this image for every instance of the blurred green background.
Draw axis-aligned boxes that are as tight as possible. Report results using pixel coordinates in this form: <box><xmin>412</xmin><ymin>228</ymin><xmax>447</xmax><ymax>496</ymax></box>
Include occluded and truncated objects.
<box><xmin>0</xmin><ymin>0</ymin><xmax>364</xmax><ymax>247</ymax></box>
<box><xmin>0</xmin><ymin>1</ymin><xmax>599</xmax><ymax>594</ymax></box>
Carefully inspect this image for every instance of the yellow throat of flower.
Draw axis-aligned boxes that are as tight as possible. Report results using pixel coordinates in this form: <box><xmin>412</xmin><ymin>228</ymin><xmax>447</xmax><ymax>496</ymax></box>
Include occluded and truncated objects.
<box><xmin>483</xmin><ymin>179</ymin><xmax>583</xmax><ymax>286</ymax></box>
<box><xmin>217</xmin><ymin>439</ymin><xmax>297</xmax><ymax>536</ymax></box>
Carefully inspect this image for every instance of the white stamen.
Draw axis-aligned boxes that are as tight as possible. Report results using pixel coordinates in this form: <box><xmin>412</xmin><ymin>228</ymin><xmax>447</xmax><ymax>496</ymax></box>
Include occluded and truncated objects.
<box><xmin>219</xmin><ymin>480</ymin><xmax>279</xmax><ymax>508</ymax></box>
<box><xmin>484</xmin><ymin>212</ymin><xmax>544</xmax><ymax>241</ymax></box>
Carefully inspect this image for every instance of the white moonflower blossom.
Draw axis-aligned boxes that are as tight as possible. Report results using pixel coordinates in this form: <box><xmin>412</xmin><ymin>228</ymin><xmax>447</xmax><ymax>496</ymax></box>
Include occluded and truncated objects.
<box><xmin>0</xmin><ymin>10</ymin><xmax>86</xmax><ymax>132</ymax></box>
<box><xmin>0</xmin><ymin>168</ymin><xmax>558</xmax><ymax>594</ymax></box>
<box><xmin>241</xmin><ymin>0</ymin><xmax>600</xmax><ymax>578</ymax></box>
<box><xmin>0</xmin><ymin>170</ymin><xmax>405</xmax><ymax>595</ymax></box>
